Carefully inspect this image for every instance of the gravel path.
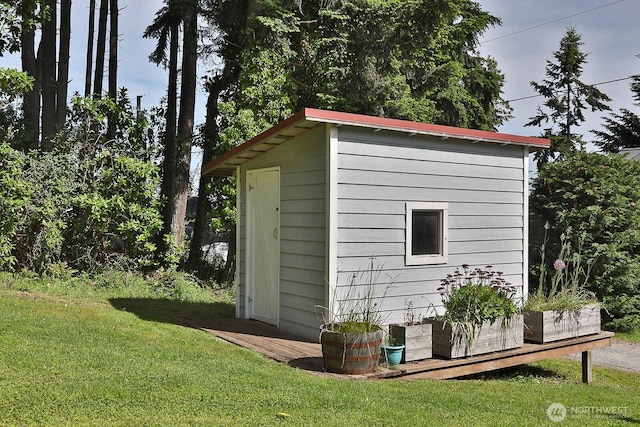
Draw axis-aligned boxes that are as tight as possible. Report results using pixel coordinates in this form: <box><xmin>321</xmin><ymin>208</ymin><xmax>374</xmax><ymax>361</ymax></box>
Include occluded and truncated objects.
<box><xmin>563</xmin><ymin>339</ymin><xmax>640</xmax><ymax>373</ymax></box>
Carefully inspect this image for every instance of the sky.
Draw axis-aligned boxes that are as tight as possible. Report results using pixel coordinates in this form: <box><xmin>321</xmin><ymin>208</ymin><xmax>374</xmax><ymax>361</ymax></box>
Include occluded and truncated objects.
<box><xmin>477</xmin><ymin>0</ymin><xmax>639</xmax><ymax>141</ymax></box>
<box><xmin>2</xmin><ymin>0</ymin><xmax>640</xmax><ymax>150</ymax></box>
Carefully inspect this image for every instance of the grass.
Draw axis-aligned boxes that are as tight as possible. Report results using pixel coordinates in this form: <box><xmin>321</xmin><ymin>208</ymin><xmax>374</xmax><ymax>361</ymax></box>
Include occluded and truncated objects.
<box><xmin>615</xmin><ymin>329</ymin><xmax>640</xmax><ymax>343</ymax></box>
<box><xmin>1</xmin><ymin>273</ymin><xmax>639</xmax><ymax>426</ymax></box>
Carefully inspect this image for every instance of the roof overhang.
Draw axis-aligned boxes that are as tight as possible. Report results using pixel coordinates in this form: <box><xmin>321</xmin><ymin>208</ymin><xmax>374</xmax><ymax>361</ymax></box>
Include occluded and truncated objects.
<box><xmin>202</xmin><ymin>108</ymin><xmax>551</xmax><ymax>176</ymax></box>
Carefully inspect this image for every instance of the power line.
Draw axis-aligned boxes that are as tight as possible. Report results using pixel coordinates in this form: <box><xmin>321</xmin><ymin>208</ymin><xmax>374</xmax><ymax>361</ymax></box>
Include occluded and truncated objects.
<box><xmin>507</xmin><ymin>75</ymin><xmax>634</xmax><ymax>103</ymax></box>
<box><xmin>481</xmin><ymin>0</ymin><xmax>627</xmax><ymax>44</ymax></box>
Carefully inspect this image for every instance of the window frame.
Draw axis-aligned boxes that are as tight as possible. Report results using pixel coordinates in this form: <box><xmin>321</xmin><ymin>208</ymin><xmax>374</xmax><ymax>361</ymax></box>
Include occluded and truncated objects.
<box><xmin>405</xmin><ymin>202</ymin><xmax>448</xmax><ymax>266</ymax></box>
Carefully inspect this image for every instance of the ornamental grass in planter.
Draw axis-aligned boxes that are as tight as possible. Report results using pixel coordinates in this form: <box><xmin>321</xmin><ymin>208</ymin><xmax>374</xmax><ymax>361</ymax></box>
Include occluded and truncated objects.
<box><xmin>317</xmin><ymin>257</ymin><xmax>391</xmax><ymax>375</ymax></box>
<box><xmin>524</xmin><ymin>225</ymin><xmax>601</xmax><ymax>343</ymax></box>
<box><xmin>426</xmin><ymin>265</ymin><xmax>523</xmax><ymax>359</ymax></box>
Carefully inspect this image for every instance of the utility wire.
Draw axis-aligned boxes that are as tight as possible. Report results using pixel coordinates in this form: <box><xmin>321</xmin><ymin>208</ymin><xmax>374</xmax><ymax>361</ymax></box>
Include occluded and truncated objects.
<box><xmin>481</xmin><ymin>0</ymin><xmax>627</xmax><ymax>44</ymax></box>
<box><xmin>508</xmin><ymin>75</ymin><xmax>634</xmax><ymax>103</ymax></box>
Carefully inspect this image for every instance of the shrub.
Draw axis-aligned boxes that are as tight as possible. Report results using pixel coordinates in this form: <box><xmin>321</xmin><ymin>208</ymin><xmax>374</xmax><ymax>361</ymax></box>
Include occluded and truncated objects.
<box><xmin>14</xmin><ymin>150</ymin><xmax>77</xmax><ymax>272</ymax></box>
<box><xmin>0</xmin><ymin>142</ymin><xmax>30</xmax><ymax>269</ymax></box>
<box><xmin>1</xmin><ymin>93</ymin><xmax>164</xmax><ymax>274</ymax></box>
<box><xmin>63</xmin><ymin>153</ymin><xmax>162</xmax><ymax>270</ymax></box>
<box><xmin>531</xmin><ymin>151</ymin><xmax>640</xmax><ymax>331</ymax></box>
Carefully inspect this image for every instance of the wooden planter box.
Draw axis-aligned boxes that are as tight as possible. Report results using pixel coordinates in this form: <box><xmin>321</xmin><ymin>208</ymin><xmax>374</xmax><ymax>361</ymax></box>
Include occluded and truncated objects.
<box><xmin>389</xmin><ymin>323</ymin><xmax>432</xmax><ymax>363</ymax></box>
<box><xmin>425</xmin><ymin>315</ymin><xmax>524</xmax><ymax>359</ymax></box>
<box><xmin>524</xmin><ymin>304</ymin><xmax>601</xmax><ymax>343</ymax></box>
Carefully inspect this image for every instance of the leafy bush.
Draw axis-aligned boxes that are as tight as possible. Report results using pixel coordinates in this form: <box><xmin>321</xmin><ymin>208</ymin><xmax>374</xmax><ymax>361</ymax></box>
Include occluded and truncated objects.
<box><xmin>438</xmin><ymin>265</ymin><xmax>519</xmax><ymax>325</ymax></box>
<box><xmin>14</xmin><ymin>150</ymin><xmax>77</xmax><ymax>272</ymax></box>
<box><xmin>436</xmin><ymin>265</ymin><xmax>519</xmax><ymax>349</ymax></box>
<box><xmin>63</xmin><ymin>153</ymin><xmax>162</xmax><ymax>270</ymax></box>
<box><xmin>0</xmin><ymin>142</ymin><xmax>30</xmax><ymax>269</ymax></box>
<box><xmin>531</xmin><ymin>151</ymin><xmax>640</xmax><ymax>331</ymax></box>
<box><xmin>0</xmin><ymin>93</ymin><xmax>164</xmax><ymax>274</ymax></box>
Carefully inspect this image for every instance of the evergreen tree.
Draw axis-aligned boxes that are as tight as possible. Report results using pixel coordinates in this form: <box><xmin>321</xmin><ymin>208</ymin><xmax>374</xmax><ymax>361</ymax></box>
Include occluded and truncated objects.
<box><xmin>188</xmin><ymin>0</ymin><xmax>511</xmax><ymax>279</ymax></box>
<box><xmin>593</xmin><ymin>73</ymin><xmax>640</xmax><ymax>152</ymax></box>
<box><xmin>526</xmin><ymin>27</ymin><xmax>610</xmax><ymax>167</ymax></box>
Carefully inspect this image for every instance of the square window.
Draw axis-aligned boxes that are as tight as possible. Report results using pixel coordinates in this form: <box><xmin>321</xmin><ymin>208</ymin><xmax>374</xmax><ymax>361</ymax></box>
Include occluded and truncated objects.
<box><xmin>406</xmin><ymin>202</ymin><xmax>448</xmax><ymax>265</ymax></box>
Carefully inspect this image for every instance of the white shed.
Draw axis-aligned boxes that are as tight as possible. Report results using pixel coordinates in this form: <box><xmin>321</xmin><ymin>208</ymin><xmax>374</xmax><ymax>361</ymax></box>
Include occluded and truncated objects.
<box><xmin>202</xmin><ymin>108</ymin><xmax>550</xmax><ymax>341</ymax></box>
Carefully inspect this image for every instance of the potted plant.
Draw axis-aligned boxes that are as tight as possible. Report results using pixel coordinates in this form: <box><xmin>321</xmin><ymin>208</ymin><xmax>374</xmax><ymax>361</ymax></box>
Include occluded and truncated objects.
<box><xmin>317</xmin><ymin>257</ymin><xmax>390</xmax><ymax>375</ymax></box>
<box><xmin>424</xmin><ymin>265</ymin><xmax>523</xmax><ymax>359</ymax></box>
<box><xmin>523</xmin><ymin>225</ymin><xmax>601</xmax><ymax>343</ymax></box>
<box><xmin>389</xmin><ymin>300</ymin><xmax>432</xmax><ymax>362</ymax></box>
<box><xmin>380</xmin><ymin>336</ymin><xmax>405</xmax><ymax>368</ymax></box>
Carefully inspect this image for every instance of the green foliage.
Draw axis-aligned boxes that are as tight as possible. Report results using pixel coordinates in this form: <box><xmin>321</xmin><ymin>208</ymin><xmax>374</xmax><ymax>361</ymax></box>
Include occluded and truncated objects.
<box><xmin>0</xmin><ymin>67</ymin><xmax>34</xmax><ymax>97</ymax></box>
<box><xmin>437</xmin><ymin>265</ymin><xmax>519</xmax><ymax>348</ymax></box>
<box><xmin>14</xmin><ymin>150</ymin><xmax>77</xmax><ymax>272</ymax></box>
<box><xmin>60</xmin><ymin>90</ymin><xmax>158</xmax><ymax>161</ymax></box>
<box><xmin>63</xmin><ymin>153</ymin><xmax>163</xmax><ymax>270</ymax></box>
<box><xmin>526</xmin><ymin>27</ymin><xmax>610</xmax><ymax>167</ymax></box>
<box><xmin>531</xmin><ymin>151</ymin><xmax>640</xmax><ymax>331</ymax></box>
<box><xmin>0</xmin><ymin>2</ymin><xmax>24</xmax><ymax>55</ymax></box>
<box><xmin>0</xmin><ymin>94</ymin><xmax>164</xmax><ymax>274</ymax></box>
<box><xmin>0</xmin><ymin>0</ymin><xmax>48</xmax><ymax>56</ymax></box>
<box><xmin>594</xmin><ymin>73</ymin><xmax>640</xmax><ymax>152</ymax></box>
<box><xmin>439</xmin><ymin>265</ymin><xmax>519</xmax><ymax>324</ymax></box>
<box><xmin>0</xmin><ymin>143</ymin><xmax>30</xmax><ymax>269</ymax></box>
<box><xmin>0</xmin><ymin>68</ymin><xmax>34</xmax><ymax>143</ymax></box>
<box><xmin>293</xmin><ymin>0</ymin><xmax>509</xmax><ymax>129</ymax></box>
<box><xmin>204</xmin><ymin>0</ymin><xmax>511</xmax><ymax>260</ymax></box>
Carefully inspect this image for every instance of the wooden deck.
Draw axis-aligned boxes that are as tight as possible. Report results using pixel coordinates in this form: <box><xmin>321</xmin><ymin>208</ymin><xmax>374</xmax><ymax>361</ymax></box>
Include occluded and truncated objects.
<box><xmin>199</xmin><ymin>318</ymin><xmax>614</xmax><ymax>383</ymax></box>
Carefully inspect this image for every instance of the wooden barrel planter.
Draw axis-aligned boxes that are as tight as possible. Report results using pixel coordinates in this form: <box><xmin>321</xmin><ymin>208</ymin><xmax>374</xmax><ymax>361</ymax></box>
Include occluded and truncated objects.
<box><xmin>320</xmin><ymin>329</ymin><xmax>383</xmax><ymax>374</ymax></box>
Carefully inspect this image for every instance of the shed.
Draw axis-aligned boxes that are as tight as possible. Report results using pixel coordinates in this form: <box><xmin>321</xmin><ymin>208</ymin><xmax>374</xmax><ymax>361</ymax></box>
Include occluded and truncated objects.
<box><xmin>202</xmin><ymin>108</ymin><xmax>550</xmax><ymax>341</ymax></box>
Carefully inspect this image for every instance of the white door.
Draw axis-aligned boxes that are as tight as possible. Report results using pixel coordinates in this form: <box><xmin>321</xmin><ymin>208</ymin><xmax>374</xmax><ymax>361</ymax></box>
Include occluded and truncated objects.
<box><xmin>246</xmin><ymin>168</ymin><xmax>280</xmax><ymax>325</ymax></box>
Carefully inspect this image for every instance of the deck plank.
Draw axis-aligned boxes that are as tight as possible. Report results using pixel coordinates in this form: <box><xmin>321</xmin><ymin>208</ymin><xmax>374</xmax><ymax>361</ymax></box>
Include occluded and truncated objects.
<box><xmin>198</xmin><ymin>318</ymin><xmax>613</xmax><ymax>381</ymax></box>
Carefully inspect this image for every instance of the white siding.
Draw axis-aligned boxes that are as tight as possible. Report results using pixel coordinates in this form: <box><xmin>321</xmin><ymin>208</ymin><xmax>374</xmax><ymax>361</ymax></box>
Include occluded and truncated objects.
<box><xmin>238</xmin><ymin>125</ymin><xmax>327</xmax><ymax>340</ymax></box>
<box><xmin>334</xmin><ymin>126</ymin><xmax>528</xmax><ymax>325</ymax></box>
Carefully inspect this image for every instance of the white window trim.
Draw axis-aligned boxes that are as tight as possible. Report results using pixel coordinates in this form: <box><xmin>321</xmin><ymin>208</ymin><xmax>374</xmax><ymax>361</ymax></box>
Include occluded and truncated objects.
<box><xmin>405</xmin><ymin>202</ymin><xmax>448</xmax><ymax>266</ymax></box>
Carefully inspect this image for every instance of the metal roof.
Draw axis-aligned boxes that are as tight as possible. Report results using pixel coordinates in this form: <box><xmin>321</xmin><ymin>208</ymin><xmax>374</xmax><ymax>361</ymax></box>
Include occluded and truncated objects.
<box><xmin>202</xmin><ymin>108</ymin><xmax>551</xmax><ymax>176</ymax></box>
<box><xmin>620</xmin><ymin>147</ymin><xmax>640</xmax><ymax>160</ymax></box>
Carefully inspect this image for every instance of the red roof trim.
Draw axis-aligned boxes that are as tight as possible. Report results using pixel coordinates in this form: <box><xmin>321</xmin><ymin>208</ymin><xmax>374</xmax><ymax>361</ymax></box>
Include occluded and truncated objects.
<box><xmin>201</xmin><ymin>110</ymin><xmax>308</xmax><ymax>175</ymax></box>
<box><xmin>302</xmin><ymin>108</ymin><xmax>549</xmax><ymax>147</ymax></box>
<box><xmin>202</xmin><ymin>108</ymin><xmax>551</xmax><ymax>175</ymax></box>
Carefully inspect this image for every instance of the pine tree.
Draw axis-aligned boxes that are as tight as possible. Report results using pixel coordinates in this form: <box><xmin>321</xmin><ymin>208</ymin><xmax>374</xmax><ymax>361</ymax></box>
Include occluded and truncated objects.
<box><xmin>526</xmin><ymin>27</ymin><xmax>610</xmax><ymax>167</ymax></box>
<box><xmin>593</xmin><ymin>73</ymin><xmax>640</xmax><ymax>153</ymax></box>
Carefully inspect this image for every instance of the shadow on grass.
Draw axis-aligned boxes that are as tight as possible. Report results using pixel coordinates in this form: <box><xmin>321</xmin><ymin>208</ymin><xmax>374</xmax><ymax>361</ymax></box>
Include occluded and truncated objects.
<box><xmin>458</xmin><ymin>363</ymin><xmax>569</xmax><ymax>382</ymax></box>
<box><xmin>108</xmin><ymin>297</ymin><xmax>235</xmax><ymax>329</ymax></box>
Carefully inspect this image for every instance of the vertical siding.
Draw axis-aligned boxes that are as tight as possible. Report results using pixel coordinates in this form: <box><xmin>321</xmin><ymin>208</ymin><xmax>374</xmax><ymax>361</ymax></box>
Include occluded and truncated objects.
<box><xmin>334</xmin><ymin>126</ymin><xmax>528</xmax><ymax>326</ymax></box>
<box><xmin>238</xmin><ymin>125</ymin><xmax>327</xmax><ymax>340</ymax></box>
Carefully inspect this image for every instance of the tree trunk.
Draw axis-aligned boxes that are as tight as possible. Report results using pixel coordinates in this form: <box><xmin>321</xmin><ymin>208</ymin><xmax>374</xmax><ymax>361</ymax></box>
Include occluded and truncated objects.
<box><xmin>224</xmin><ymin>229</ymin><xmax>236</xmax><ymax>284</ymax></box>
<box><xmin>187</xmin><ymin>100</ymin><xmax>215</xmax><ymax>272</ymax></box>
<box><xmin>85</xmin><ymin>0</ymin><xmax>96</xmax><ymax>97</ymax></box>
<box><xmin>93</xmin><ymin>0</ymin><xmax>108</xmax><ymax>98</ymax></box>
<box><xmin>107</xmin><ymin>0</ymin><xmax>118</xmax><ymax>140</ymax></box>
<box><xmin>159</xmin><ymin>21</ymin><xmax>180</xmax><ymax>254</ymax></box>
<box><xmin>55</xmin><ymin>0</ymin><xmax>72</xmax><ymax>135</ymax></box>
<box><xmin>20</xmin><ymin>0</ymin><xmax>40</xmax><ymax>150</ymax></box>
<box><xmin>172</xmin><ymin>4</ymin><xmax>198</xmax><ymax>248</ymax></box>
<box><xmin>40</xmin><ymin>0</ymin><xmax>57</xmax><ymax>150</ymax></box>
<box><xmin>188</xmin><ymin>69</ymin><xmax>237</xmax><ymax>277</ymax></box>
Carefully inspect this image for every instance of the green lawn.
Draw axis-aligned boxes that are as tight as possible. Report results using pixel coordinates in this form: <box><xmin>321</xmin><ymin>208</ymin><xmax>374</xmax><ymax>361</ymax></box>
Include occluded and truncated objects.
<box><xmin>616</xmin><ymin>329</ymin><xmax>640</xmax><ymax>343</ymax></box>
<box><xmin>0</xmin><ymin>273</ymin><xmax>638</xmax><ymax>426</ymax></box>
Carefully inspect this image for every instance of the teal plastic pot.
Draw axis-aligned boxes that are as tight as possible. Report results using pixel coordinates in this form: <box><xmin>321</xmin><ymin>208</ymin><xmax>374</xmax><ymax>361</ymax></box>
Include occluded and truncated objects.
<box><xmin>381</xmin><ymin>344</ymin><xmax>405</xmax><ymax>367</ymax></box>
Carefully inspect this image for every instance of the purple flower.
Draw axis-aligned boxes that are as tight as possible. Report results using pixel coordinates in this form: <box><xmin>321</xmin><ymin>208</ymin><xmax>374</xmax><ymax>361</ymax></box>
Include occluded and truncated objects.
<box><xmin>553</xmin><ymin>259</ymin><xmax>566</xmax><ymax>271</ymax></box>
